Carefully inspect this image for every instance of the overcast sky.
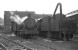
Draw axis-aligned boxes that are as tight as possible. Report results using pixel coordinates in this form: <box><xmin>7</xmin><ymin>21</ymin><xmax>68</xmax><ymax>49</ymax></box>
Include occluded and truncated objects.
<box><xmin>0</xmin><ymin>0</ymin><xmax>78</xmax><ymax>19</ymax></box>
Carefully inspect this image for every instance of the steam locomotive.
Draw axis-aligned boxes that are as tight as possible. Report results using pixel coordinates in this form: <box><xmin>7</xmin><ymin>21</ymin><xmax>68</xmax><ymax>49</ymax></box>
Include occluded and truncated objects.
<box><xmin>11</xmin><ymin>14</ymin><xmax>38</xmax><ymax>39</ymax></box>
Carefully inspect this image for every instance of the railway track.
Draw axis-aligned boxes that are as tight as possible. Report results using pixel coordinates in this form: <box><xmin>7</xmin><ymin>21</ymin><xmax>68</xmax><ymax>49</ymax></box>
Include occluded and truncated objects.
<box><xmin>0</xmin><ymin>34</ymin><xmax>36</xmax><ymax>50</ymax></box>
<box><xmin>8</xmin><ymin>36</ymin><xmax>57</xmax><ymax>50</ymax></box>
<box><xmin>0</xmin><ymin>34</ymin><xmax>57</xmax><ymax>50</ymax></box>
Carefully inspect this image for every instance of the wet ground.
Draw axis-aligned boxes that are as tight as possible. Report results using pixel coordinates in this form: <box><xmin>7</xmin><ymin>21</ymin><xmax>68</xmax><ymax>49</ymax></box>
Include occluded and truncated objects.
<box><xmin>0</xmin><ymin>33</ymin><xmax>78</xmax><ymax>50</ymax></box>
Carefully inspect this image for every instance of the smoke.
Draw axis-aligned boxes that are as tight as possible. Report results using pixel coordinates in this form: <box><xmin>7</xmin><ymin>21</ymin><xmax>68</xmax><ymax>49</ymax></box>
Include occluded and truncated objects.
<box><xmin>10</xmin><ymin>14</ymin><xmax>28</xmax><ymax>25</ymax></box>
<box><xmin>35</xmin><ymin>18</ymin><xmax>42</xmax><ymax>22</ymax></box>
